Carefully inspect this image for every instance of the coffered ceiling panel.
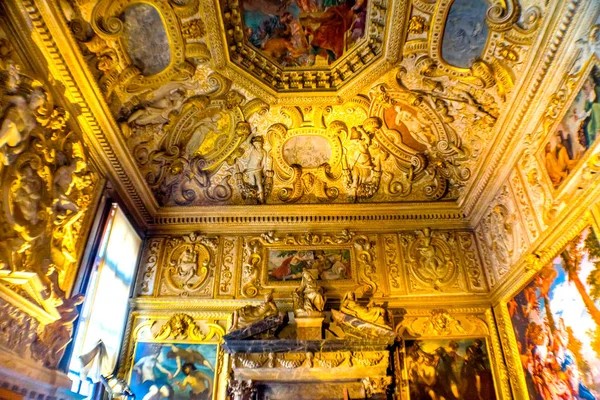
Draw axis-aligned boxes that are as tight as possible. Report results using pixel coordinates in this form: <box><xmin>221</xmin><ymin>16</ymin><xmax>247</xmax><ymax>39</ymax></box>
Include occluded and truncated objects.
<box><xmin>57</xmin><ymin>0</ymin><xmax>547</xmax><ymax>209</ymax></box>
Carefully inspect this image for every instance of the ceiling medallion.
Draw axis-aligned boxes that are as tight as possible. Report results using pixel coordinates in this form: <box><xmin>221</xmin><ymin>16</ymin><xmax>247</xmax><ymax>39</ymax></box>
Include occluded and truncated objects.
<box><xmin>216</xmin><ymin>0</ymin><xmax>405</xmax><ymax>96</ymax></box>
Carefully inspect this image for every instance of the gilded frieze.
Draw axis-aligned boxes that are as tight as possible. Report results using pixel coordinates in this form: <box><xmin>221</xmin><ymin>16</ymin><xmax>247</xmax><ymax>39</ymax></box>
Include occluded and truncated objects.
<box><xmin>136</xmin><ymin>228</ymin><xmax>489</xmax><ymax>302</ymax></box>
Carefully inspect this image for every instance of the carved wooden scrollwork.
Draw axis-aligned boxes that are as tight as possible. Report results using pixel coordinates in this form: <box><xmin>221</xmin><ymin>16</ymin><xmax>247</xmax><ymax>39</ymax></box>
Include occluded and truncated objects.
<box><xmin>397</xmin><ymin>308</ymin><xmax>490</xmax><ymax>338</ymax></box>
<box><xmin>154</xmin><ymin>312</ymin><xmax>225</xmax><ymax>341</ymax></box>
<box><xmin>0</xmin><ymin>38</ymin><xmax>98</xmax><ymax>370</ymax></box>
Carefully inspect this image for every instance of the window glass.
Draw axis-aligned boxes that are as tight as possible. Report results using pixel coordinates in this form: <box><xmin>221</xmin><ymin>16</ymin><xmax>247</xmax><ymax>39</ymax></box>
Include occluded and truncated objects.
<box><xmin>68</xmin><ymin>204</ymin><xmax>142</xmax><ymax>395</ymax></box>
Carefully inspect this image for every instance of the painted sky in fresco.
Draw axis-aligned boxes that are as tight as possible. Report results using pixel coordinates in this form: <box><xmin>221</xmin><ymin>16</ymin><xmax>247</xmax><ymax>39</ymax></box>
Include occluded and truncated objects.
<box><xmin>441</xmin><ymin>0</ymin><xmax>489</xmax><ymax>68</ymax></box>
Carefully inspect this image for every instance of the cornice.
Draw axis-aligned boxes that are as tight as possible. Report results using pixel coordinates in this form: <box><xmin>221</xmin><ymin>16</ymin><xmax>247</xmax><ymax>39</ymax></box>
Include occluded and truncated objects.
<box><xmin>147</xmin><ymin>201</ymin><xmax>469</xmax><ymax>235</ymax></box>
<box><xmin>460</xmin><ymin>0</ymin><xmax>584</xmax><ymax>223</ymax></box>
<box><xmin>132</xmin><ymin>294</ymin><xmax>491</xmax><ymax>311</ymax></box>
<box><xmin>14</xmin><ymin>0</ymin><xmax>158</xmax><ymax>229</ymax></box>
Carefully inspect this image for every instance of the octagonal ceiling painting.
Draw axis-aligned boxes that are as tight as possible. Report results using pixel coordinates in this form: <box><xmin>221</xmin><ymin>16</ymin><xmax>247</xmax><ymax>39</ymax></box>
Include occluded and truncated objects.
<box><xmin>218</xmin><ymin>0</ymin><xmax>398</xmax><ymax>93</ymax></box>
<box><xmin>59</xmin><ymin>0</ymin><xmax>546</xmax><ymax>208</ymax></box>
<box><xmin>241</xmin><ymin>0</ymin><xmax>367</xmax><ymax>68</ymax></box>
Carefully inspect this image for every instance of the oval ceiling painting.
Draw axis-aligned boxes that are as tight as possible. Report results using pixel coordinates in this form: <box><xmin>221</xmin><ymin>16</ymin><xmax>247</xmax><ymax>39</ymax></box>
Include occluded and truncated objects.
<box><xmin>122</xmin><ymin>3</ymin><xmax>171</xmax><ymax>76</ymax></box>
<box><xmin>441</xmin><ymin>0</ymin><xmax>489</xmax><ymax>68</ymax></box>
<box><xmin>283</xmin><ymin>136</ymin><xmax>332</xmax><ymax>168</ymax></box>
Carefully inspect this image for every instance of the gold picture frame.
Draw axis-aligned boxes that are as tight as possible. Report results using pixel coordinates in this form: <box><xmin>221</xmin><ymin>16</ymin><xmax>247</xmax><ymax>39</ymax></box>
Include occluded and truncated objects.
<box><xmin>495</xmin><ymin>213</ymin><xmax>600</xmax><ymax>398</ymax></box>
<box><xmin>240</xmin><ymin>230</ymin><xmax>380</xmax><ymax>298</ymax></box>
<box><xmin>120</xmin><ymin>312</ymin><xmax>231</xmax><ymax>400</ymax></box>
<box><xmin>396</xmin><ymin>307</ymin><xmax>510</xmax><ymax>399</ymax></box>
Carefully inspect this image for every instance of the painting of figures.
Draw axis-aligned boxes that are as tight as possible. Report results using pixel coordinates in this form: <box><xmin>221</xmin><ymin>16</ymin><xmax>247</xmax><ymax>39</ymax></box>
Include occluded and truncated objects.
<box><xmin>405</xmin><ymin>339</ymin><xmax>497</xmax><ymax>400</ymax></box>
<box><xmin>508</xmin><ymin>226</ymin><xmax>600</xmax><ymax>399</ymax></box>
<box><xmin>544</xmin><ymin>66</ymin><xmax>600</xmax><ymax>188</ymax></box>
<box><xmin>241</xmin><ymin>0</ymin><xmax>367</xmax><ymax>67</ymax></box>
<box><xmin>267</xmin><ymin>249</ymin><xmax>351</xmax><ymax>281</ymax></box>
<box><xmin>129</xmin><ymin>342</ymin><xmax>218</xmax><ymax>400</ymax></box>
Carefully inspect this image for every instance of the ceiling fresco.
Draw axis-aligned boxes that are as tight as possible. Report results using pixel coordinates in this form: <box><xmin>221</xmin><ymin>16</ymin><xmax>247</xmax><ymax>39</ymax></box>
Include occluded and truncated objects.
<box><xmin>58</xmin><ymin>0</ymin><xmax>547</xmax><ymax>207</ymax></box>
<box><xmin>215</xmin><ymin>0</ymin><xmax>399</xmax><ymax>93</ymax></box>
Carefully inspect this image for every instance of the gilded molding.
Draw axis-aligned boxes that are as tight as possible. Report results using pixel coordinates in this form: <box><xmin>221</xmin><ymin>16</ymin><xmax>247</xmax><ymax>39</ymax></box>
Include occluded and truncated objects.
<box><xmin>465</xmin><ymin>0</ymin><xmax>586</xmax><ymax>221</ymax></box>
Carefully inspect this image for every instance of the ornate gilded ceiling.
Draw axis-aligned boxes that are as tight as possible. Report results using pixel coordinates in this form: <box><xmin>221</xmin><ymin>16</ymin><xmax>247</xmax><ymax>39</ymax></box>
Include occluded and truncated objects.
<box><xmin>55</xmin><ymin>0</ymin><xmax>546</xmax><ymax>211</ymax></box>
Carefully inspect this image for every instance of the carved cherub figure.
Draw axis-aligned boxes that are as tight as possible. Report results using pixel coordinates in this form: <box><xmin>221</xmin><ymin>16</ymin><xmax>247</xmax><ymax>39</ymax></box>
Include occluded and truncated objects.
<box><xmin>52</xmin><ymin>150</ymin><xmax>88</xmax><ymax>218</ymax></box>
<box><xmin>0</xmin><ymin>86</ymin><xmax>47</xmax><ymax>166</ymax></box>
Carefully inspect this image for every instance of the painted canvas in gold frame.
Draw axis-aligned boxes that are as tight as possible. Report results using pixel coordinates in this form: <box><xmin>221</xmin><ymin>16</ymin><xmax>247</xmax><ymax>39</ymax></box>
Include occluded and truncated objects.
<box><xmin>404</xmin><ymin>338</ymin><xmax>498</xmax><ymax>400</ymax></box>
<box><xmin>496</xmin><ymin>219</ymin><xmax>600</xmax><ymax>399</ymax></box>
<box><xmin>241</xmin><ymin>232</ymin><xmax>378</xmax><ymax>298</ymax></box>
<box><xmin>539</xmin><ymin>59</ymin><xmax>600</xmax><ymax>192</ymax></box>
<box><xmin>119</xmin><ymin>312</ymin><xmax>230</xmax><ymax>400</ymax></box>
<box><xmin>264</xmin><ymin>247</ymin><xmax>353</xmax><ymax>283</ymax></box>
<box><xmin>128</xmin><ymin>341</ymin><xmax>219</xmax><ymax>400</ymax></box>
<box><xmin>397</xmin><ymin>309</ymin><xmax>509</xmax><ymax>399</ymax></box>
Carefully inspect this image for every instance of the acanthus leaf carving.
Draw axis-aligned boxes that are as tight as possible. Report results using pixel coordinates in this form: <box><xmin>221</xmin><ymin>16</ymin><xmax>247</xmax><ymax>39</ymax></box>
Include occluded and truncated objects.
<box><xmin>155</xmin><ymin>313</ymin><xmax>205</xmax><ymax>341</ymax></box>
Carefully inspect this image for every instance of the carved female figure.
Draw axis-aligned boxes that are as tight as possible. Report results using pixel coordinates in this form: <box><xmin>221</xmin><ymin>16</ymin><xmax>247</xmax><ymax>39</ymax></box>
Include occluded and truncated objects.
<box><xmin>233</xmin><ymin>291</ymin><xmax>278</xmax><ymax>328</ymax></box>
<box><xmin>127</xmin><ymin>89</ymin><xmax>185</xmax><ymax>126</ymax></box>
<box><xmin>175</xmin><ymin>248</ymin><xmax>198</xmax><ymax>287</ymax></box>
<box><xmin>293</xmin><ymin>270</ymin><xmax>326</xmax><ymax>317</ymax></box>
<box><xmin>340</xmin><ymin>290</ymin><xmax>388</xmax><ymax>327</ymax></box>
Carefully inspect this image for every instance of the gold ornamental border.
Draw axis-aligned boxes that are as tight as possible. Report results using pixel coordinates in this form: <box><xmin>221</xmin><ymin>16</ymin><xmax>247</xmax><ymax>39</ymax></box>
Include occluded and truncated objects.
<box><xmin>239</xmin><ymin>231</ymin><xmax>380</xmax><ymax>299</ymax></box>
<box><xmin>463</xmin><ymin>0</ymin><xmax>586</xmax><ymax>219</ymax></box>
<box><xmin>395</xmin><ymin>307</ymin><xmax>511</xmax><ymax>400</ymax></box>
<box><xmin>535</xmin><ymin>57</ymin><xmax>600</xmax><ymax>197</ymax></box>
<box><xmin>120</xmin><ymin>311</ymin><xmax>232</xmax><ymax>400</ymax></box>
